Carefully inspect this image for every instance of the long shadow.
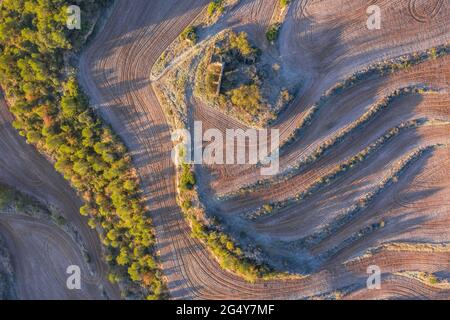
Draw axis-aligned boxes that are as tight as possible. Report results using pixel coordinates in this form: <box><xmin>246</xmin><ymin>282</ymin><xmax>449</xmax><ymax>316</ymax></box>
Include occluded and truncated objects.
<box><xmin>320</xmin><ymin>149</ymin><xmax>444</xmax><ymax>268</ymax></box>
<box><xmin>208</xmin><ymin>86</ymin><xmax>446</xmax><ymax>273</ymax></box>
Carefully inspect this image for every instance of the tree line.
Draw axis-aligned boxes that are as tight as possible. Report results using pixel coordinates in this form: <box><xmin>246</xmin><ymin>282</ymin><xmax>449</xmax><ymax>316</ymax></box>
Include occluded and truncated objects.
<box><xmin>0</xmin><ymin>0</ymin><xmax>163</xmax><ymax>299</ymax></box>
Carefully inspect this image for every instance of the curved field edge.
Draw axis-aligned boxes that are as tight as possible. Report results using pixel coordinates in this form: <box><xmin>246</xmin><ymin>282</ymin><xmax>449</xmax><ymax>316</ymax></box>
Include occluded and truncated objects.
<box><xmin>0</xmin><ymin>183</ymin><xmax>110</xmax><ymax>299</ymax></box>
<box><xmin>150</xmin><ymin>2</ymin><xmax>450</xmax><ymax>285</ymax></box>
<box><xmin>149</xmin><ymin>8</ymin><xmax>305</xmax><ymax>281</ymax></box>
<box><xmin>153</xmin><ymin>75</ymin><xmax>305</xmax><ymax>282</ymax></box>
<box><xmin>0</xmin><ymin>0</ymin><xmax>164</xmax><ymax>299</ymax></box>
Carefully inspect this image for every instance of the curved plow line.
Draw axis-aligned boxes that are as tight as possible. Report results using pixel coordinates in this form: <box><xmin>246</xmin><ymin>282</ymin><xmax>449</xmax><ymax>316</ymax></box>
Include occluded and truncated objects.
<box><xmin>314</xmin><ymin>146</ymin><xmax>439</xmax><ymax>262</ymax></box>
<box><xmin>245</xmin><ymin>119</ymin><xmax>427</xmax><ymax>220</ymax></box>
<box><xmin>394</xmin><ymin>271</ymin><xmax>450</xmax><ymax>289</ymax></box>
<box><xmin>281</xmin><ymin>44</ymin><xmax>450</xmax><ymax>149</ymax></box>
<box><xmin>220</xmin><ymin>86</ymin><xmax>434</xmax><ymax>200</ymax></box>
<box><xmin>287</xmin><ymin>145</ymin><xmax>440</xmax><ymax>251</ymax></box>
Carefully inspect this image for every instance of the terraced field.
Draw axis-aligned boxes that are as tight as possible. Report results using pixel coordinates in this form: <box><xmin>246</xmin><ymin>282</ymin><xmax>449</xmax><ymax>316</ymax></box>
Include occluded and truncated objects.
<box><xmin>0</xmin><ymin>97</ymin><xmax>120</xmax><ymax>299</ymax></box>
<box><xmin>0</xmin><ymin>0</ymin><xmax>448</xmax><ymax>300</ymax></box>
<box><xmin>74</xmin><ymin>0</ymin><xmax>450</xmax><ymax>299</ymax></box>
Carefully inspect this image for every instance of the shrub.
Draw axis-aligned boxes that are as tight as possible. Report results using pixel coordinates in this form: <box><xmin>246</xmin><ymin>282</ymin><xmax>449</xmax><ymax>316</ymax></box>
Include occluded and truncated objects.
<box><xmin>229</xmin><ymin>84</ymin><xmax>263</xmax><ymax>116</ymax></box>
<box><xmin>179</xmin><ymin>163</ymin><xmax>196</xmax><ymax>190</ymax></box>
<box><xmin>280</xmin><ymin>0</ymin><xmax>291</xmax><ymax>8</ymax></box>
<box><xmin>207</xmin><ymin>0</ymin><xmax>224</xmax><ymax>17</ymax></box>
<box><xmin>0</xmin><ymin>0</ymin><xmax>164</xmax><ymax>299</ymax></box>
<box><xmin>266</xmin><ymin>23</ymin><xmax>281</xmax><ymax>43</ymax></box>
<box><xmin>180</xmin><ymin>26</ymin><xmax>198</xmax><ymax>44</ymax></box>
<box><xmin>262</xmin><ymin>204</ymin><xmax>273</xmax><ymax>213</ymax></box>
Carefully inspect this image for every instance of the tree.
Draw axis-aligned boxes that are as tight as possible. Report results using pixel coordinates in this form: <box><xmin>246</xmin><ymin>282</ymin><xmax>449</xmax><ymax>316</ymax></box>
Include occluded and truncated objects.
<box><xmin>266</xmin><ymin>23</ymin><xmax>281</xmax><ymax>43</ymax></box>
<box><xmin>280</xmin><ymin>0</ymin><xmax>291</xmax><ymax>8</ymax></box>
<box><xmin>229</xmin><ymin>32</ymin><xmax>257</xmax><ymax>57</ymax></box>
<box><xmin>229</xmin><ymin>84</ymin><xmax>263</xmax><ymax>116</ymax></box>
<box><xmin>207</xmin><ymin>0</ymin><xmax>224</xmax><ymax>17</ymax></box>
<box><xmin>179</xmin><ymin>164</ymin><xmax>196</xmax><ymax>190</ymax></box>
<box><xmin>0</xmin><ymin>0</ymin><xmax>164</xmax><ymax>297</ymax></box>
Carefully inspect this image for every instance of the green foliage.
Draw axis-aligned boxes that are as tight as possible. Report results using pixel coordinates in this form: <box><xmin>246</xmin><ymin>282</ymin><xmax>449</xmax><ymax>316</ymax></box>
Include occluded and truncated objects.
<box><xmin>429</xmin><ymin>47</ymin><xmax>438</xmax><ymax>59</ymax></box>
<box><xmin>179</xmin><ymin>163</ymin><xmax>196</xmax><ymax>190</ymax></box>
<box><xmin>229</xmin><ymin>84</ymin><xmax>263</xmax><ymax>116</ymax></box>
<box><xmin>0</xmin><ymin>185</ymin><xmax>14</xmax><ymax>209</ymax></box>
<box><xmin>180</xmin><ymin>26</ymin><xmax>198</xmax><ymax>44</ymax></box>
<box><xmin>205</xmin><ymin>63</ymin><xmax>223</xmax><ymax>95</ymax></box>
<box><xmin>266</xmin><ymin>23</ymin><xmax>281</xmax><ymax>43</ymax></box>
<box><xmin>229</xmin><ymin>31</ymin><xmax>257</xmax><ymax>58</ymax></box>
<box><xmin>262</xmin><ymin>204</ymin><xmax>273</xmax><ymax>214</ymax></box>
<box><xmin>207</xmin><ymin>0</ymin><xmax>224</xmax><ymax>17</ymax></box>
<box><xmin>280</xmin><ymin>0</ymin><xmax>291</xmax><ymax>8</ymax></box>
<box><xmin>188</xmin><ymin>215</ymin><xmax>265</xmax><ymax>282</ymax></box>
<box><xmin>0</xmin><ymin>0</ymin><xmax>163</xmax><ymax>298</ymax></box>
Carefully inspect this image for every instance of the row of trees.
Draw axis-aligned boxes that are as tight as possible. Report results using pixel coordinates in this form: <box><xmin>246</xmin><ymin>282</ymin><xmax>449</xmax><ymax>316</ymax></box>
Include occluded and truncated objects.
<box><xmin>0</xmin><ymin>0</ymin><xmax>163</xmax><ymax>299</ymax></box>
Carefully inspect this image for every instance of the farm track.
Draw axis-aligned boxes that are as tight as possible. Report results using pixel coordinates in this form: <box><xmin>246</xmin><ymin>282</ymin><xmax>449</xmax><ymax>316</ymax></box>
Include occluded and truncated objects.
<box><xmin>78</xmin><ymin>0</ymin><xmax>450</xmax><ymax>299</ymax></box>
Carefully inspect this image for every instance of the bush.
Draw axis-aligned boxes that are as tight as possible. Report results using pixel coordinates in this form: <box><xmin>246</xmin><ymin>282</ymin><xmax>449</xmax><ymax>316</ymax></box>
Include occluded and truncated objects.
<box><xmin>280</xmin><ymin>0</ymin><xmax>291</xmax><ymax>8</ymax></box>
<box><xmin>229</xmin><ymin>31</ymin><xmax>257</xmax><ymax>58</ymax></box>
<box><xmin>0</xmin><ymin>185</ymin><xmax>14</xmax><ymax>209</ymax></box>
<box><xmin>180</xmin><ymin>26</ymin><xmax>198</xmax><ymax>44</ymax></box>
<box><xmin>229</xmin><ymin>84</ymin><xmax>263</xmax><ymax>116</ymax></box>
<box><xmin>266</xmin><ymin>23</ymin><xmax>281</xmax><ymax>43</ymax></box>
<box><xmin>179</xmin><ymin>163</ymin><xmax>196</xmax><ymax>190</ymax></box>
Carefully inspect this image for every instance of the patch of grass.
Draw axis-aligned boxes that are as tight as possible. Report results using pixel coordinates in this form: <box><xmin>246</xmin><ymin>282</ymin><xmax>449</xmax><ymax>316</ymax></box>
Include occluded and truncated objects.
<box><xmin>249</xmin><ymin>120</ymin><xmax>426</xmax><ymax>219</ymax></box>
<box><xmin>427</xmin><ymin>273</ymin><xmax>439</xmax><ymax>285</ymax></box>
<box><xmin>205</xmin><ymin>63</ymin><xmax>223</xmax><ymax>95</ymax></box>
<box><xmin>176</xmin><ymin>158</ymin><xmax>301</xmax><ymax>282</ymax></box>
<box><xmin>229</xmin><ymin>84</ymin><xmax>264</xmax><ymax>116</ymax></box>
